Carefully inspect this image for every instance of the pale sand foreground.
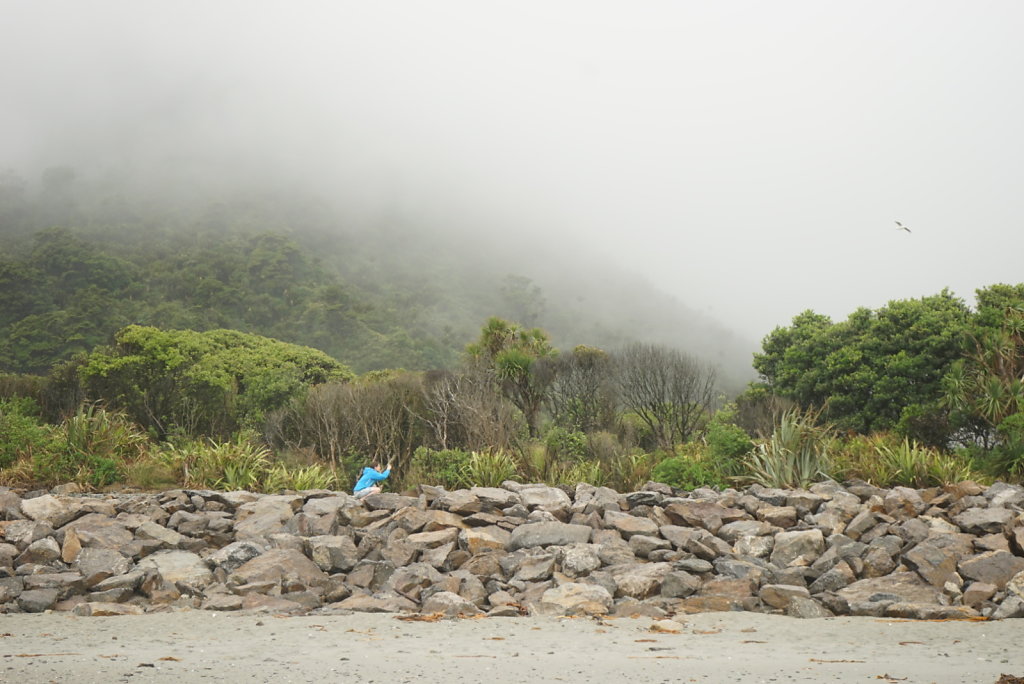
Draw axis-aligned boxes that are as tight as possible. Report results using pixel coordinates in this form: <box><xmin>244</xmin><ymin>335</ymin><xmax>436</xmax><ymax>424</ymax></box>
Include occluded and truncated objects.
<box><xmin>1</xmin><ymin>611</ymin><xmax>1021</xmax><ymax>684</ymax></box>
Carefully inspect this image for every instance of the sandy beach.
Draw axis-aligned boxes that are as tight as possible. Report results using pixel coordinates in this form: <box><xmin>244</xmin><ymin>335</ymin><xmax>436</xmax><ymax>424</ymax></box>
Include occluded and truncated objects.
<box><xmin>1</xmin><ymin>611</ymin><xmax>1021</xmax><ymax>684</ymax></box>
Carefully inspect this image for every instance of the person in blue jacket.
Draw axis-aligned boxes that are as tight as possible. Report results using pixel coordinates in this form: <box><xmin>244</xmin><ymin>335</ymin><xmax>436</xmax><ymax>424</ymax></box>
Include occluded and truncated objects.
<box><xmin>353</xmin><ymin>459</ymin><xmax>392</xmax><ymax>499</ymax></box>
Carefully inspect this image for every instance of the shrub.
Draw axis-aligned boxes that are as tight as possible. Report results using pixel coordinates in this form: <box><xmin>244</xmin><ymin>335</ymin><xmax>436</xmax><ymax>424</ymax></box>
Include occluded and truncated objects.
<box><xmin>180</xmin><ymin>432</ymin><xmax>272</xmax><ymax>490</ymax></box>
<box><xmin>544</xmin><ymin>426</ymin><xmax>588</xmax><ymax>461</ymax></box>
<box><xmin>738</xmin><ymin>409</ymin><xmax>835</xmax><ymax>488</ymax></box>
<box><xmin>652</xmin><ymin>447</ymin><xmax>728</xmax><ymax>491</ymax></box>
<box><xmin>0</xmin><ymin>398</ymin><xmax>56</xmax><ymax>469</ymax></box>
<box><xmin>262</xmin><ymin>463</ymin><xmax>339</xmax><ymax>492</ymax></box>
<box><xmin>403</xmin><ymin>447</ymin><xmax>472</xmax><ymax>490</ymax></box>
<box><xmin>32</xmin><ymin>403</ymin><xmax>149</xmax><ymax>487</ymax></box>
<box><xmin>463</xmin><ymin>450</ymin><xmax>519</xmax><ymax>487</ymax></box>
<box><xmin>605</xmin><ymin>451</ymin><xmax>656</xmax><ymax>492</ymax></box>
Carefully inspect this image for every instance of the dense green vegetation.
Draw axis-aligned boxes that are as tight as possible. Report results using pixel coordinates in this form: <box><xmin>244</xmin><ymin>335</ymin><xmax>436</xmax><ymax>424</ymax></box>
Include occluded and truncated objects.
<box><xmin>0</xmin><ymin>168</ymin><xmax>1022</xmax><ymax>493</ymax></box>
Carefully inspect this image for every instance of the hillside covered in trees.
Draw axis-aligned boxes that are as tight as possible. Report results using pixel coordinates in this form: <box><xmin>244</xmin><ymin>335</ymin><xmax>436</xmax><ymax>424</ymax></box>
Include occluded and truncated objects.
<box><xmin>1</xmin><ymin>167</ymin><xmax>1023</xmax><ymax>496</ymax></box>
<box><xmin>0</xmin><ymin>167</ymin><xmax>755</xmax><ymax>386</ymax></box>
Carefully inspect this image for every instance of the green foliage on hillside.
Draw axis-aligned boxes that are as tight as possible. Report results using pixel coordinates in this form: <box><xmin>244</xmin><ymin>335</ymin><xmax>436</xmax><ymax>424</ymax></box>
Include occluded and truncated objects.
<box><xmin>79</xmin><ymin>325</ymin><xmax>353</xmax><ymax>440</ymax></box>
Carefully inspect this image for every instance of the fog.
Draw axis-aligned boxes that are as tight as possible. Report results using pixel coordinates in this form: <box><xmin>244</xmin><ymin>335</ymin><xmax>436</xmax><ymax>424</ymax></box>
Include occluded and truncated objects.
<box><xmin>3</xmin><ymin>1</ymin><xmax>1023</xmax><ymax>343</ymax></box>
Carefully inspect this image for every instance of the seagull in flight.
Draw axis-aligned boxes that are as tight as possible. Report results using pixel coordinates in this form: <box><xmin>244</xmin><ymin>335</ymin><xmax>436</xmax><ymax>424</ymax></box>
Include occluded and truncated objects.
<box><xmin>895</xmin><ymin>220</ymin><xmax>911</xmax><ymax>233</ymax></box>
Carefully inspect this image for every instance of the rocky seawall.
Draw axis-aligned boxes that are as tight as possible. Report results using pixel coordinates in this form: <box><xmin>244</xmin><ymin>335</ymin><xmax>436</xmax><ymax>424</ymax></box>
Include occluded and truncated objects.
<box><xmin>2</xmin><ymin>479</ymin><xmax>1023</xmax><ymax>620</ymax></box>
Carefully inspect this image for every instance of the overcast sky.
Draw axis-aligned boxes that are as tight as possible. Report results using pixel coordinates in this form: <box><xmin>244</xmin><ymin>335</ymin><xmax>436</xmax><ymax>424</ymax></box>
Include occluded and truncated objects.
<box><xmin>2</xmin><ymin>1</ymin><xmax>1022</xmax><ymax>340</ymax></box>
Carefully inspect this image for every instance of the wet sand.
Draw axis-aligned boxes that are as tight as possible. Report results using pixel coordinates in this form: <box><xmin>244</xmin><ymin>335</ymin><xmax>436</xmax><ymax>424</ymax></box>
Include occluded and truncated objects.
<box><xmin>1</xmin><ymin>611</ymin><xmax>1021</xmax><ymax>683</ymax></box>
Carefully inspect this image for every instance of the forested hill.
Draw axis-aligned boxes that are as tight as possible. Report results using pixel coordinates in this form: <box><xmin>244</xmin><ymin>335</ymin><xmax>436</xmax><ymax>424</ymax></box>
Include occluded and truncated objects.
<box><xmin>0</xmin><ymin>168</ymin><xmax>756</xmax><ymax>387</ymax></box>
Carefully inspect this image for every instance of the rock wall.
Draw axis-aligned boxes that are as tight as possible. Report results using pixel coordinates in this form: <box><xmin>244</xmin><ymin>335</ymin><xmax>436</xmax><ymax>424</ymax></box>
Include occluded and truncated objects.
<box><xmin>2</xmin><ymin>479</ymin><xmax>1023</xmax><ymax>619</ymax></box>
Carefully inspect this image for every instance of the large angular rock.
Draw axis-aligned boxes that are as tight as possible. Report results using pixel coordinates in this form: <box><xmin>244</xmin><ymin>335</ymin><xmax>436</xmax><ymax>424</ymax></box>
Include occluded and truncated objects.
<box><xmin>904</xmin><ymin>534</ymin><xmax>974</xmax><ymax>587</ymax></box>
<box><xmin>422</xmin><ymin>590</ymin><xmax>482</xmax><ymax>617</ymax></box>
<box><xmin>17</xmin><ymin>587</ymin><xmax>59</xmax><ymax>612</ymax></box>
<box><xmin>21</xmin><ymin>495</ymin><xmax>80</xmax><ymax>528</ymax></box>
<box><xmin>228</xmin><ymin>548</ymin><xmax>330</xmax><ymax>592</ymax></box>
<box><xmin>661</xmin><ymin>570</ymin><xmax>701</xmax><ymax>598</ymax></box>
<box><xmin>663</xmin><ymin>501</ymin><xmax>744</xmax><ymax>534</ymax></box>
<box><xmin>507</xmin><ymin>522</ymin><xmax>592</xmax><ymax>551</ymax></box>
<box><xmin>610</xmin><ymin>562</ymin><xmax>672</xmax><ymax>598</ymax></box>
<box><xmin>406</xmin><ymin>528</ymin><xmax>459</xmax><ymax>550</ymax></box>
<box><xmin>234</xmin><ymin>496</ymin><xmax>302</xmax><ymax>540</ymax></box>
<box><xmin>75</xmin><ymin>547</ymin><xmax>132</xmax><ymax>587</ymax></box>
<box><xmin>14</xmin><ymin>537</ymin><xmax>61</xmax><ymax>566</ymax></box>
<box><xmin>953</xmin><ymin>507</ymin><xmax>1015</xmax><ymax>535</ymax></box>
<box><xmin>59</xmin><ymin>514</ymin><xmax>134</xmax><ymax>550</ymax></box>
<box><xmin>559</xmin><ymin>544</ymin><xmax>602</xmax><ymax>578</ymax></box>
<box><xmin>334</xmin><ymin>592</ymin><xmax>417</xmax><ymax>613</ymax></box>
<box><xmin>468</xmin><ymin>487</ymin><xmax>520</xmax><ymax>509</ymax></box>
<box><xmin>883</xmin><ymin>487</ymin><xmax>926</xmax><ymax>518</ymax></box>
<box><xmin>770</xmin><ymin>529</ymin><xmax>825</xmax><ymax>568</ymax></box>
<box><xmin>437</xmin><ymin>490</ymin><xmax>483</xmax><ymax>515</ymax></box>
<box><xmin>135</xmin><ymin>521</ymin><xmax>187</xmax><ymax>548</ymax></box>
<box><xmin>306</xmin><ymin>535</ymin><xmax>360</xmax><ymax>572</ymax></box>
<box><xmin>837</xmin><ymin>572</ymin><xmax>940</xmax><ymax>616</ymax></box>
<box><xmin>387</xmin><ymin>563</ymin><xmax>444</xmax><ymax>601</ymax></box>
<box><xmin>206</xmin><ymin>541</ymin><xmax>264</xmax><ymax>574</ymax></box>
<box><xmin>519</xmin><ymin>486</ymin><xmax>572</xmax><ymax>510</ymax></box>
<box><xmin>459</xmin><ymin>526</ymin><xmax>510</xmax><ymax>555</ymax></box>
<box><xmin>138</xmin><ymin>550</ymin><xmax>214</xmax><ymax>593</ymax></box>
<box><xmin>535</xmin><ymin>582</ymin><xmax>613</xmax><ymax>616</ymax></box>
<box><xmin>759</xmin><ymin>584</ymin><xmax>810</xmax><ymax>609</ymax></box>
<box><xmin>0</xmin><ymin>489</ymin><xmax>23</xmax><ymax>520</ymax></box>
<box><xmin>958</xmin><ymin>550</ymin><xmax>1024</xmax><ymax>589</ymax></box>
<box><xmin>717</xmin><ymin>520</ymin><xmax>773</xmax><ymax>543</ymax></box>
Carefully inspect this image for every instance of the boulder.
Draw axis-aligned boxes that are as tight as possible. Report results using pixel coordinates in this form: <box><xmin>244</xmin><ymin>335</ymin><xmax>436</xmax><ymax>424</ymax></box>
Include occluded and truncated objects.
<box><xmin>507</xmin><ymin>522</ymin><xmax>591</xmax><ymax>551</ymax></box>
<box><xmin>138</xmin><ymin>550</ymin><xmax>214</xmax><ymax>593</ymax></box>
<box><xmin>953</xmin><ymin>508</ymin><xmax>1015</xmax><ymax>535</ymax></box>
<box><xmin>770</xmin><ymin>529</ymin><xmax>825</xmax><ymax>568</ymax></box>
<box><xmin>535</xmin><ymin>582</ymin><xmax>613</xmax><ymax>616</ymax></box>
<box><xmin>958</xmin><ymin>550</ymin><xmax>1024</xmax><ymax>589</ymax></box>
<box><xmin>206</xmin><ymin>541</ymin><xmax>264</xmax><ymax>574</ymax></box>
<box><xmin>611</xmin><ymin>562</ymin><xmax>672</xmax><ymax>598</ymax></box>
<box><xmin>228</xmin><ymin>548</ymin><xmax>329</xmax><ymax>592</ymax></box>
<box><xmin>518</xmin><ymin>486</ymin><xmax>571</xmax><ymax>510</ymax></box>
<box><xmin>21</xmin><ymin>495</ymin><xmax>80</xmax><ymax>528</ymax></box>
<box><xmin>421</xmin><ymin>590</ymin><xmax>482</xmax><ymax>617</ymax></box>
<box><xmin>306</xmin><ymin>535</ymin><xmax>360</xmax><ymax>573</ymax></box>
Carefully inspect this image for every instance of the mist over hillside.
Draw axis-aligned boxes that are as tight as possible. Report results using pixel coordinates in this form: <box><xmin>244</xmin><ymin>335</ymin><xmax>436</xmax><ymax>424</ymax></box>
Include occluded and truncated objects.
<box><xmin>0</xmin><ymin>165</ymin><xmax>757</xmax><ymax>390</ymax></box>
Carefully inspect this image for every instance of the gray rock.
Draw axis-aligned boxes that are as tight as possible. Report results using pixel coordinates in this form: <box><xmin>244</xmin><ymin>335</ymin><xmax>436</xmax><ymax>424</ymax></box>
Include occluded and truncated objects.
<box><xmin>759</xmin><ymin>584</ymin><xmax>811</xmax><ymax>609</ymax></box>
<box><xmin>507</xmin><ymin>522</ymin><xmax>592</xmax><ymax>551</ymax></box>
<box><xmin>306</xmin><ymin>535</ymin><xmax>360</xmax><ymax>573</ymax></box>
<box><xmin>837</xmin><ymin>571</ymin><xmax>940</xmax><ymax>616</ymax></box>
<box><xmin>904</xmin><ymin>533</ymin><xmax>973</xmax><ymax>587</ymax></box>
<box><xmin>14</xmin><ymin>537</ymin><xmax>61</xmax><ymax>566</ymax></box>
<box><xmin>518</xmin><ymin>486</ymin><xmax>571</xmax><ymax>510</ymax></box>
<box><xmin>770</xmin><ymin>529</ymin><xmax>825</xmax><ymax>568</ymax></box>
<box><xmin>333</xmin><ymin>592</ymin><xmax>417</xmax><ymax>613</ymax></box>
<box><xmin>17</xmin><ymin>587</ymin><xmax>59</xmax><ymax>612</ymax></box>
<box><xmin>228</xmin><ymin>548</ymin><xmax>329</xmax><ymax>593</ymax></box>
<box><xmin>786</xmin><ymin>596</ymin><xmax>833</xmax><ymax>618</ymax></box>
<box><xmin>21</xmin><ymin>495</ymin><xmax>80</xmax><ymax>529</ymax></box>
<box><xmin>953</xmin><ymin>507</ymin><xmax>1015</xmax><ymax>535</ymax></box>
<box><xmin>717</xmin><ymin>520</ymin><xmax>774</xmax><ymax>543</ymax></box>
<box><xmin>135</xmin><ymin>521</ymin><xmax>187</xmax><ymax>548</ymax></box>
<box><xmin>958</xmin><ymin>550</ymin><xmax>1024</xmax><ymax>588</ymax></box>
<box><xmin>557</xmin><ymin>544</ymin><xmax>602</xmax><ymax>578</ymax></box>
<box><xmin>138</xmin><ymin>550</ymin><xmax>214</xmax><ymax>593</ymax></box>
<box><xmin>421</xmin><ymin>590</ymin><xmax>483</xmax><ymax>616</ymax></box>
<box><xmin>628</xmin><ymin>534</ymin><xmax>672</xmax><ymax>558</ymax></box>
<box><xmin>610</xmin><ymin>562</ymin><xmax>672</xmax><ymax>598</ymax></box>
<box><xmin>206</xmin><ymin>541</ymin><xmax>264</xmax><ymax>574</ymax></box>
<box><xmin>0</xmin><ymin>489</ymin><xmax>24</xmax><ymax>520</ymax></box>
<box><xmin>660</xmin><ymin>570</ymin><xmax>701</xmax><ymax>598</ymax></box>
<box><xmin>75</xmin><ymin>547</ymin><xmax>131</xmax><ymax>587</ymax></box>
<box><xmin>536</xmin><ymin>582</ymin><xmax>613</xmax><ymax>616</ymax></box>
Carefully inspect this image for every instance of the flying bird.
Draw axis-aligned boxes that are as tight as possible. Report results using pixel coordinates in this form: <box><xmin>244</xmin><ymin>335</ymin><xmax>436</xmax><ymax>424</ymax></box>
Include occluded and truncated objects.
<box><xmin>895</xmin><ymin>221</ymin><xmax>911</xmax><ymax>233</ymax></box>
